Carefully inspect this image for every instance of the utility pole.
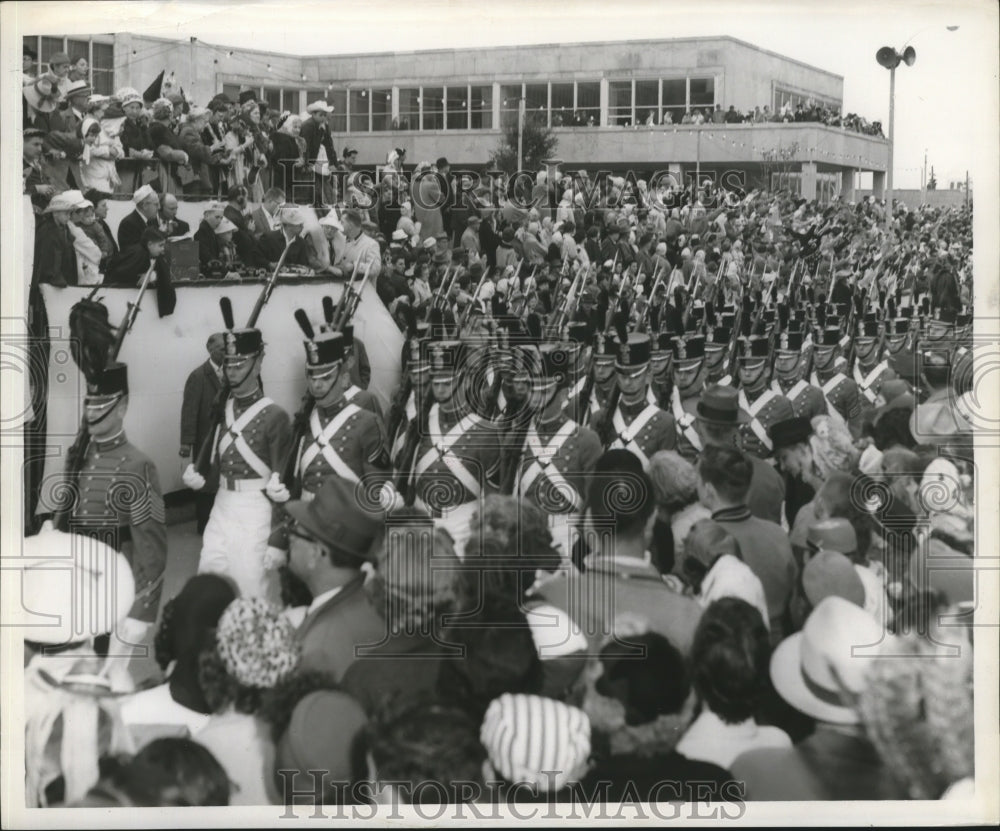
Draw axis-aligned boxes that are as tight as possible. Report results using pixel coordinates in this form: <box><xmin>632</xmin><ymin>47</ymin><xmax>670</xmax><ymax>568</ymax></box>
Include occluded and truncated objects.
<box><xmin>517</xmin><ymin>97</ymin><xmax>525</xmax><ymax>173</ymax></box>
<box><xmin>965</xmin><ymin>170</ymin><xmax>970</xmax><ymax>208</ymax></box>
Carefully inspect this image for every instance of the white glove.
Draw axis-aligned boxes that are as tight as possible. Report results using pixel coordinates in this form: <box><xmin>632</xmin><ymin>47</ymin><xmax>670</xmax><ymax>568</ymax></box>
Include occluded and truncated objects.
<box><xmin>378</xmin><ymin>481</ymin><xmax>405</xmax><ymax>512</ymax></box>
<box><xmin>183</xmin><ymin>463</ymin><xmax>206</xmax><ymax>491</ymax></box>
<box><xmin>117</xmin><ymin>616</ymin><xmax>151</xmax><ymax>646</ymax></box>
<box><xmin>265</xmin><ymin>472</ymin><xmax>291</xmax><ymax>503</ymax></box>
<box><xmin>858</xmin><ymin>444</ymin><xmax>884</xmax><ymax>475</ymax></box>
<box><xmin>263</xmin><ymin>546</ymin><xmax>287</xmax><ymax>571</ymax></box>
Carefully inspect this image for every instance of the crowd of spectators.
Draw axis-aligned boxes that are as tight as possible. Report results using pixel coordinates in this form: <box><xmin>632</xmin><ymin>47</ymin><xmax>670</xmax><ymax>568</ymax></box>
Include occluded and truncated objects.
<box><xmin>640</xmin><ymin>100</ymin><xmax>883</xmax><ymax>137</ymax></box>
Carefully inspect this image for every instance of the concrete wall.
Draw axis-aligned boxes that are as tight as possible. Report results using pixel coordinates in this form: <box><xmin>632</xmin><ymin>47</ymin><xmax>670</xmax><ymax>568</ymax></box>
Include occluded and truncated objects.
<box><xmin>855</xmin><ymin>189</ymin><xmax>971</xmax><ymax>209</ymax></box>
<box><xmin>325</xmin><ymin>123</ymin><xmax>887</xmax><ymax>171</ymax></box>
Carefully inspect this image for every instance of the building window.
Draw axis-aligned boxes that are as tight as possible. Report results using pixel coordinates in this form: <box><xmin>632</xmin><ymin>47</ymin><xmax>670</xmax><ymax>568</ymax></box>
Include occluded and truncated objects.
<box><xmin>27</xmin><ymin>35</ymin><xmax>114</xmax><ymax>93</ymax></box>
<box><xmin>636</xmin><ymin>79</ymin><xmax>659</xmax><ymax>126</ymax></box>
<box><xmin>422</xmin><ymin>86</ymin><xmax>444</xmax><ymax>130</ymax></box>
<box><xmin>576</xmin><ymin>82</ymin><xmax>600</xmax><ymax>126</ymax></box>
<box><xmin>397</xmin><ymin>87</ymin><xmax>419</xmax><ymax>130</ymax></box>
<box><xmin>349</xmin><ymin>88</ymin><xmax>369</xmax><ymax>132</ymax></box>
<box><xmin>262</xmin><ymin>87</ymin><xmax>282</xmax><ymax>114</ymax></box>
<box><xmin>608</xmin><ymin>80</ymin><xmax>633</xmax><ymax>127</ymax></box>
<box><xmin>67</xmin><ymin>38</ymin><xmax>89</xmax><ymax>71</ymax></box>
<box><xmin>550</xmin><ymin>83</ymin><xmax>573</xmax><ymax>126</ymax></box>
<box><xmin>689</xmin><ymin>77</ymin><xmax>715</xmax><ymax>117</ymax></box>
<box><xmin>470</xmin><ymin>85</ymin><xmax>492</xmax><ymax>129</ymax></box>
<box><xmin>500</xmin><ymin>84</ymin><xmax>522</xmax><ymax>128</ymax></box>
<box><xmin>525</xmin><ymin>83</ymin><xmax>548</xmax><ymax>123</ymax></box>
<box><xmin>326</xmin><ymin>89</ymin><xmax>347</xmax><ymax>131</ymax></box>
<box><xmin>90</xmin><ymin>42</ymin><xmax>114</xmax><ymax>95</ymax></box>
<box><xmin>370</xmin><ymin>88</ymin><xmax>391</xmax><ymax>131</ymax></box>
<box><xmin>446</xmin><ymin>85</ymin><xmax>468</xmax><ymax>130</ymax></box>
<box><xmin>661</xmin><ymin>78</ymin><xmax>686</xmax><ymax>124</ymax></box>
<box><xmin>40</xmin><ymin>37</ymin><xmax>65</xmax><ymax>67</ymax></box>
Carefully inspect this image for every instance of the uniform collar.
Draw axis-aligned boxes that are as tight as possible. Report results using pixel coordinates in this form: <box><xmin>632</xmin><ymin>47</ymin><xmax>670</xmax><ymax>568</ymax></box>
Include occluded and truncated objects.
<box><xmin>619</xmin><ymin>394</ymin><xmax>652</xmax><ymax>417</ymax></box>
<box><xmin>94</xmin><ymin>431</ymin><xmax>127</xmax><ymax>452</ymax></box>
<box><xmin>318</xmin><ymin>394</ymin><xmax>348</xmax><ymax>417</ymax></box>
<box><xmin>233</xmin><ymin>387</ymin><xmax>263</xmax><ymax>407</ymax></box>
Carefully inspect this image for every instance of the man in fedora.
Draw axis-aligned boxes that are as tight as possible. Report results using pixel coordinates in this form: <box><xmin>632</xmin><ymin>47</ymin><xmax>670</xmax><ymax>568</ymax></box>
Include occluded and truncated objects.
<box><xmin>282</xmin><ymin>475</ymin><xmax>385</xmax><ymax>680</ymax></box>
<box><xmin>732</xmin><ymin>597</ymin><xmax>903</xmax><ymax>800</ymax></box>
<box><xmin>768</xmin><ymin>415</ymin><xmax>825</xmax><ymax>528</ymax></box>
<box><xmin>301</xmin><ymin>99</ymin><xmax>338</xmax><ymax>207</ymax></box>
<box><xmin>694</xmin><ymin>383</ymin><xmax>785</xmax><ymax>526</ymax></box>
<box><xmin>23</xmin><ymin>127</ymin><xmax>57</xmax><ymax>213</ymax></box>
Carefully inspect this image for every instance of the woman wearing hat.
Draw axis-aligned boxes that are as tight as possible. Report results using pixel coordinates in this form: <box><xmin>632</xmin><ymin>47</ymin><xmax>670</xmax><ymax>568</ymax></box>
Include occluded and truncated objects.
<box><xmin>78</xmin><ymin>114</ymin><xmax>123</xmax><ymax>193</ymax></box>
<box><xmin>32</xmin><ymin>190</ymin><xmax>81</xmax><ymax>287</ymax></box>
<box><xmin>118</xmin><ymin>87</ymin><xmax>156</xmax><ymax>163</ymax></box>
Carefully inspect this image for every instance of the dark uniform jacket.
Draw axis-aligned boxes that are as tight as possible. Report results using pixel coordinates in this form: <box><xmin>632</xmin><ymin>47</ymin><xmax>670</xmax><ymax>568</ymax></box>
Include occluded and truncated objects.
<box><xmin>69</xmin><ymin>432</ymin><xmax>167</xmax><ymax>623</ymax></box>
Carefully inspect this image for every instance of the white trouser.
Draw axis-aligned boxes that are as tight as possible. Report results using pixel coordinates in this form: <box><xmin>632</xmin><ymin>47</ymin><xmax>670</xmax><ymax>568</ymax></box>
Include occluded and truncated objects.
<box><xmin>199</xmin><ymin>489</ymin><xmax>278</xmax><ymax>603</ymax></box>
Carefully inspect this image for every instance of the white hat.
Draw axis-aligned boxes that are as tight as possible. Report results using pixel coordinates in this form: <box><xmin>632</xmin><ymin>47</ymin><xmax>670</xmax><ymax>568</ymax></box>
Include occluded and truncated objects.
<box><xmin>116</xmin><ymin>87</ymin><xmax>143</xmax><ymax>107</ymax></box>
<box><xmin>203</xmin><ymin>200</ymin><xmax>226</xmax><ymax>215</ymax></box>
<box><xmin>319</xmin><ymin>210</ymin><xmax>343</xmax><ymax>230</ymax></box>
<box><xmin>770</xmin><ymin>596</ymin><xmax>886</xmax><ymax>725</ymax></box>
<box><xmin>525</xmin><ymin>604</ymin><xmax>588</xmax><ymax>659</ymax></box>
<box><xmin>14</xmin><ymin>522</ymin><xmax>135</xmax><ymax>644</ymax></box>
<box><xmin>44</xmin><ymin>190</ymin><xmax>85</xmax><ymax>213</ymax></box>
<box><xmin>214</xmin><ymin>217</ymin><xmax>237</xmax><ymax>235</ymax></box>
<box><xmin>87</xmin><ymin>94</ymin><xmax>110</xmax><ymax>108</ymax></box>
<box><xmin>391</xmin><ymin>229</ymin><xmax>408</xmax><ymax>242</ymax></box>
<box><xmin>132</xmin><ymin>184</ymin><xmax>157</xmax><ymax>204</ymax></box>
<box><xmin>698</xmin><ymin>555</ymin><xmax>770</xmax><ymax>631</ymax></box>
<box><xmin>421</xmin><ymin>237</ymin><xmax>437</xmax><ymax>250</ymax></box>
<box><xmin>306</xmin><ymin>100</ymin><xmax>334</xmax><ymax>114</ymax></box>
<box><xmin>281</xmin><ymin>205</ymin><xmax>306</xmax><ymax>225</ymax></box>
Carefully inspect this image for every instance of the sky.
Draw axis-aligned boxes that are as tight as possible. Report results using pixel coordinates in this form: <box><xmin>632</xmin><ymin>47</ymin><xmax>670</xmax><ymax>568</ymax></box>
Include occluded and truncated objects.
<box><xmin>10</xmin><ymin>0</ymin><xmax>999</xmax><ymax>189</ymax></box>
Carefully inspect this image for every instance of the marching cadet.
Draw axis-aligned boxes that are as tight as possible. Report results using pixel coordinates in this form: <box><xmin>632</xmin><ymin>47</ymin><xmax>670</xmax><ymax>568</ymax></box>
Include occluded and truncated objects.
<box><xmin>669</xmin><ymin>333</ymin><xmax>709</xmax><ymax>463</ymax></box>
<box><xmin>183</xmin><ymin>300</ymin><xmax>292</xmax><ymax>602</ymax></box>
<box><xmin>703</xmin><ymin>320</ymin><xmax>734</xmax><ymax>386</ymax></box>
<box><xmin>67</xmin><ymin>362</ymin><xmax>166</xmax><ymax>651</ymax></box>
<box><xmin>322</xmin><ymin>297</ymin><xmax>374</xmax><ymax>396</ymax></box>
<box><xmin>735</xmin><ymin>332</ymin><xmax>795</xmax><ymax>460</ymax></box>
<box><xmin>809</xmin><ymin>319</ymin><xmax>864</xmax><ymax>439</ymax></box>
<box><xmin>409</xmin><ymin>340</ymin><xmax>503</xmax><ymax>552</ymax></box>
<box><xmin>280</xmin><ymin>319</ymin><xmax>389</xmax><ymax>500</ymax></box>
<box><xmin>647</xmin><ymin>332</ymin><xmax>674</xmax><ymax>408</ymax></box>
<box><xmin>850</xmin><ymin>314</ymin><xmax>897</xmax><ymax>413</ymax></box>
<box><xmin>389</xmin><ymin>325</ymin><xmax>432</xmax><ymax>469</ymax></box>
<box><xmin>560</xmin><ymin>320</ymin><xmax>595</xmax><ymax>420</ymax></box>
<box><xmin>577</xmin><ymin>330</ymin><xmax>619</xmax><ymax>428</ymax></box>
<box><xmin>511</xmin><ymin>340</ymin><xmax>602</xmax><ymax>555</ymax></box>
<box><xmin>771</xmin><ymin>327</ymin><xmax>828</xmax><ymax>421</ymax></box>
<box><xmin>601</xmin><ymin>332</ymin><xmax>677</xmax><ymax>469</ymax></box>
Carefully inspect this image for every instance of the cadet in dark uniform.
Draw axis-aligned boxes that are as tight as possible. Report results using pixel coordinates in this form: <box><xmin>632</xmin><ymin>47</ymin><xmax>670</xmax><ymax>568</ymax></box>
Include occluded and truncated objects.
<box><xmin>183</xmin><ymin>304</ymin><xmax>292</xmax><ymax>601</ymax></box>
<box><xmin>511</xmin><ymin>340</ymin><xmax>603</xmax><ymax>556</ymax></box>
<box><xmin>850</xmin><ymin>315</ymin><xmax>897</xmax><ymax>413</ymax></box>
<box><xmin>810</xmin><ymin>320</ymin><xmax>864</xmax><ymax>439</ymax></box>
<box><xmin>771</xmin><ymin>328</ymin><xmax>828</xmax><ymax>421</ymax></box>
<box><xmin>736</xmin><ymin>334</ymin><xmax>795</xmax><ymax>460</ymax></box>
<box><xmin>669</xmin><ymin>333</ymin><xmax>708</xmax><ymax>463</ymax></box>
<box><xmin>409</xmin><ymin>340</ymin><xmax>503</xmax><ymax>552</ymax></box>
<box><xmin>68</xmin><ymin>362</ymin><xmax>167</xmax><ymax>644</ymax></box>
<box><xmin>602</xmin><ymin>332</ymin><xmax>677</xmax><ymax>469</ymax></box>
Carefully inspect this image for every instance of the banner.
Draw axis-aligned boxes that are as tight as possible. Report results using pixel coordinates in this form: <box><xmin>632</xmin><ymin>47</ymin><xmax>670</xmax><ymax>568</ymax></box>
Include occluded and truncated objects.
<box><xmin>38</xmin><ymin>278</ymin><xmax>402</xmax><ymax>500</ymax></box>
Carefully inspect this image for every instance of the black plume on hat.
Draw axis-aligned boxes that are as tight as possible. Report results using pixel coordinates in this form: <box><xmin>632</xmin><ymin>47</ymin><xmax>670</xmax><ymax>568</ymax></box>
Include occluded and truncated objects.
<box><xmin>294</xmin><ymin>308</ymin><xmax>315</xmax><ymax>340</ymax></box>
<box><xmin>220</xmin><ymin>296</ymin><xmax>235</xmax><ymax>330</ymax></box>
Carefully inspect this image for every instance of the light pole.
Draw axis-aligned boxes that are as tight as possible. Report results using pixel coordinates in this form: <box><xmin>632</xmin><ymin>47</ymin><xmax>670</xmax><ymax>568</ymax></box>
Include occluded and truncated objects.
<box><xmin>517</xmin><ymin>97</ymin><xmax>526</xmax><ymax>173</ymax></box>
<box><xmin>876</xmin><ymin>26</ymin><xmax>958</xmax><ymax>207</ymax></box>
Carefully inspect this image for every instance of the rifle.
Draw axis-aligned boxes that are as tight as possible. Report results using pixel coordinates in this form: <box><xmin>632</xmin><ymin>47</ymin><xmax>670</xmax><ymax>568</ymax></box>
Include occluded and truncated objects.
<box><xmin>546</xmin><ymin>262</ymin><xmax>588</xmax><ymax>338</ymax></box>
<box><xmin>596</xmin><ymin>309</ymin><xmax>630</xmax><ymax>447</ymax></box>
<box><xmin>194</xmin><ymin>239</ymin><xmax>293</xmax><ymax>478</ymax></box>
<box><xmin>456</xmin><ymin>265</ymin><xmax>492</xmax><ymax>335</ymax></box>
<box><xmin>393</xmin><ymin>374</ymin><xmax>435</xmax><ymax>506</ymax></box>
<box><xmin>111</xmin><ymin>262</ymin><xmax>156</xmax><ymax>356</ymax></box>
<box><xmin>280</xmin><ymin>309</ymin><xmax>320</xmax><ymax>500</ymax></box>
<box><xmin>332</xmin><ymin>262</ymin><xmax>373</xmax><ymax>333</ymax></box>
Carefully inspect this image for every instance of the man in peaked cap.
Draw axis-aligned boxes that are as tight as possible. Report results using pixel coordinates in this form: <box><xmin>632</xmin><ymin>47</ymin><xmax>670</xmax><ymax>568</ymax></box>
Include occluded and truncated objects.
<box><xmin>408</xmin><ymin>340</ymin><xmax>503</xmax><ymax>552</ymax></box>
<box><xmin>771</xmin><ymin>328</ymin><xmax>828</xmax><ymax>421</ymax></box>
<box><xmin>850</xmin><ymin>314</ymin><xmax>898</xmax><ymax>413</ymax></box>
<box><xmin>809</xmin><ymin>320</ymin><xmax>864</xmax><ymax>439</ymax></box>
<box><xmin>669</xmin><ymin>332</ymin><xmax>709</xmax><ymax>463</ymax></box>
<box><xmin>509</xmin><ymin>340</ymin><xmax>603</xmax><ymax>555</ymax></box>
<box><xmin>62</xmin><ymin>362</ymin><xmax>167</xmax><ymax>663</ymax></box>
<box><xmin>602</xmin><ymin>332</ymin><xmax>677</xmax><ymax>469</ymax></box>
<box><xmin>183</xmin><ymin>305</ymin><xmax>292</xmax><ymax>602</ymax></box>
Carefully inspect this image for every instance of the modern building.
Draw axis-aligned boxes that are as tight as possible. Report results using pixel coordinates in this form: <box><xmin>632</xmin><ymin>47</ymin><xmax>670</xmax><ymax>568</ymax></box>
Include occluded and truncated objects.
<box><xmin>24</xmin><ymin>33</ymin><xmax>889</xmax><ymax>202</ymax></box>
